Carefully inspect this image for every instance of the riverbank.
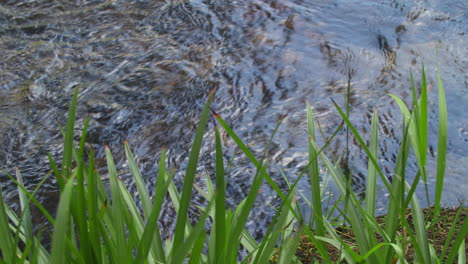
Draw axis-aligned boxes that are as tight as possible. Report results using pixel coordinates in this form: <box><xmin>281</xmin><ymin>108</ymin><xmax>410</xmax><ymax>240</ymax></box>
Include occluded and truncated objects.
<box><xmin>272</xmin><ymin>206</ymin><xmax>467</xmax><ymax>263</ymax></box>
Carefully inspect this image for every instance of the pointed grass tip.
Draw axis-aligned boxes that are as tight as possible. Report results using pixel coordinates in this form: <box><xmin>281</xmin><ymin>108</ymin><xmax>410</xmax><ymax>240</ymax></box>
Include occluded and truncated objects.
<box><xmin>208</xmin><ymin>88</ymin><xmax>216</xmax><ymax>97</ymax></box>
<box><xmin>209</xmin><ymin>106</ymin><xmax>220</xmax><ymax>118</ymax></box>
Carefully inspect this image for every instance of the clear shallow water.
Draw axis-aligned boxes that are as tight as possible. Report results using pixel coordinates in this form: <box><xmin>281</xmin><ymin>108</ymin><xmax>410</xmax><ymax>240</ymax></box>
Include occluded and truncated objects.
<box><xmin>0</xmin><ymin>0</ymin><xmax>466</xmax><ymax>235</ymax></box>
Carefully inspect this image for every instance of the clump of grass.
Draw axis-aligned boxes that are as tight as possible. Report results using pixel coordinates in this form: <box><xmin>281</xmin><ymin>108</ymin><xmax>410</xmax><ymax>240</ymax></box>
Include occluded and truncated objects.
<box><xmin>0</xmin><ymin>66</ymin><xmax>466</xmax><ymax>263</ymax></box>
<box><xmin>276</xmin><ymin>206</ymin><xmax>466</xmax><ymax>263</ymax></box>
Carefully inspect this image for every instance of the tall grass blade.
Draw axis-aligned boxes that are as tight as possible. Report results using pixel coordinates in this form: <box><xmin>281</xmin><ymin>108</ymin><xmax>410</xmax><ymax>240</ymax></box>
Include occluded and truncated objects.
<box><xmin>309</xmin><ymin>138</ymin><xmax>375</xmax><ymax>259</ymax></box>
<box><xmin>331</xmin><ymin>99</ymin><xmax>393</xmax><ymax>198</ymax></box>
<box><xmin>3</xmin><ymin>170</ymin><xmax>55</xmax><ymax>226</ymax></box>
<box><xmin>419</xmin><ymin>66</ymin><xmax>428</xmax><ymax>164</ymax></box>
<box><xmin>457</xmin><ymin>239</ymin><xmax>466</xmax><ymax>264</ymax></box>
<box><xmin>226</xmin><ymin>164</ymin><xmax>266</xmax><ymax>263</ymax></box>
<box><xmin>446</xmin><ymin>215</ymin><xmax>468</xmax><ymax>264</ymax></box>
<box><xmin>188</xmin><ymin>232</ymin><xmax>206</xmax><ymax>264</ymax></box>
<box><xmin>253</xmin><ymin>183</ymin><xmax>298</xmax><ymax>264</ymax></box>
<box><xmin>213</xmin><ymin>124</ymin><xmax>226</xmax><ymax>264</ymax></box>
<box><xmin>124</xmin><ymin>141</ymin><xmax>152</xmax><ymax>218</ymax></box>
<box><xmin>171</xmin><ymin>200</ymin><xmax>214</xmax><ymax>264</ymax></box>
<box><xmin>74</xmin><ymin>117</ymin><xmax>93</xmax><ymax>262</ymax></box>
<box><xmin>134</xmin><ymin>162</ymin><xmax>173</xmax><ymax>264</ymax></box>
<box><xmin>86</xmin><ymin>147</ymin><xmax>103</xmax><ymax>263</ymax></box>
<box><xmin>409</xmin><ymin>69</ymin><xmax>428</xmax><ymax>186</ymax></box>
<box><xmin>321</xmin><ymin>220</ymin><xmax>358</xmax><ymax>262</ymax></box>
<box><xmin>240</xmin><ymin>227</ymin><xmax>260</xmax><ymax>256</ymax></box>
<box><xmin>15</xmin><ymin>168</ymin><xmax>33</xmax><ymax>253</ymax></box>
<box><xmin>61</xmin><ymin>88</ymin><xmax>79</xmax><ymax>184</ymax></box>
<box><xmin>117</xmin><ymin>175</ymin><xmax>146</xmax><ymax>249</ymax></box>
<box><xmin>406</xmin><ymin>181</ymin><xmax>431</xmax><ymax>263</ymax></box>
<box><xmin>161</xmin><ymin>166</ymin><xmax>193</xmax><ymax>237</ymax></box>
<box><xmin>148</xmin><ymin>148</ymin><xmax>171</xmax><ymax>263</ymax></box>
<box><xmin>382</xmin><ymin>119</ymin><xmax>411</xmax><ymax>263</ymax></box>
<box><xmin>172</xmin><ymin>89</ymin><xmax>214</xmax><ymax>248</ymax></box>
<box><xmin>105</xmin><ymin>146</ymin><xmax>129</xmax><ymax>261</ymax></box>
<box><xmin>365</xmin><ymin>108</ymin><xmax>379</xmax><ymax>217</ymax></box>
<box><xmin>222</xmin><ymin>113</ymin><xmax>286</xmax><ymax>263</ymax></box>
<box><xmin>12</xmin><ymin>172</ymin><xmax>52</xmax><ymax>263</ymax></box>
<box><xmin>440</xmin><ymin>206</ymin><xmax>464</xmax><ymax>261</ymax></box>
<box><xmin>213</xmin><ymin>112</ymin><xmax>286</xmax><ymax>201</ymax></box>
<box><xmin>277</xmin><ymin>225</ymin><xmax>301</xmax><ymax>264</ymax></box>
<box><xmin>433</xmin><ymin>66</ymin><xmax>447</xmax><ymax>218</ymax></box>
<box><xmin>0</xmin><ymin>181</ymin><xmax>16</xmax><ymax>262</ymax></box>
<box><xmin>306</xmin><ymin>102</ymin><xmax>324</xmax><ymax>237</ymax></box>
<box><xmin>359</xmin><ymin>242</ymin><xmax>404</xmax><ymax>263</ymax></box>
<box><xmin>50</xmin><ymin>178</ymin><xmax>75</xmax><ymax>264</ymax></box>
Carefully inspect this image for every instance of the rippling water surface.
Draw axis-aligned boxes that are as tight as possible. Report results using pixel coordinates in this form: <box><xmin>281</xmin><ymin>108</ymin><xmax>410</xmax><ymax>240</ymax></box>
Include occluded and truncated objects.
<box><xmin>1</xmin><ymin>0</ymin><xmax>466</xmax><ymax>235</ymax></box>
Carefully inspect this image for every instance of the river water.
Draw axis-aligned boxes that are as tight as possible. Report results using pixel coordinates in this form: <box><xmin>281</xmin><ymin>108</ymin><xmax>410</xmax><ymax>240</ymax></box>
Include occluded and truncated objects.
<box><xmin>0</xmin><ymin>0</ymin><xmax>466</xmax><ymax>236</ymax></box>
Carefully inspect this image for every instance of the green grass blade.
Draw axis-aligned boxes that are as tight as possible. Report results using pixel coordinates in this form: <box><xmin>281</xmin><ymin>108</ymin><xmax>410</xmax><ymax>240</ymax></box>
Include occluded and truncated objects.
<box><xmin>3</xmin><ymin>169</ymin><xmax>53</xmax><ymax>263</ymax></box>
<box><xmin>74</xmin><ymin>118</ymin><xmax>93</xmax><ymax>262</ymax></box>
<box><xmin>408</xmin><ymin>68</ymin><xmax>428</xmax><ymax>184</ymax></box>
<box><xmin>161</xmin><ymin>167</ymin><xmax>193</xmax><ymax>237</ymax></box>
<box><xmin>124</xmin><ymin>141</ymin><xmax>152</xmax><ymax>218</ymax></box>
<box><xmin>331</xmin><ymin>99</ymin><xmax>394</xmax><ymax>200</ymax></box>
<box><xmin>18</xmin><ymin>236</ymin><xmax>34</xmax><ymax>263</ymax></box>
<box><xmin>105</xmin><ymin>146</ymin><xmax>129</xmax><ymax>261</ymax></box>
<box><xmin>226</xmin><ymin>165</ymin><xmax>266</xmax><ymax>263</ymax></box>
<box><xmin>172</xmin><ymin>200</ymin><xmax>214</xmax><ymax>264</ymax></box>
<box><xmin>0</xmin><ymin>180</ymin><xmax>16</xmax><ymax>262</ymax></box>
<box><xmin>240</xmin><ymin>227</ymin><xmax>259</xmax><ymax>256</ymax></box>
<box><xmin>433</xmin><ymin>66</ymin><xmax>448</xmax><ymax>219</ymax></box>
<box><xmin>86</xmin><ymin>146</ymin><xmax>103</xmax><ymax>263</ymax></box>
<box><xmin>365</xmin><ymin>108</ymin><xmax>379</xmax><ymax>217</ymax></box>
<box><xmin>172</xmin><ymin>90</ymin><xmax>214</xmax><ymax>248</ymax></box>
<box><xmin>48</xmin><ymin>153</ymin><xmax>62</xmax><ymax>185</ymax></box>
<box><xmin>440</xmin><ymin>206</ymin><xmax>464</xmax><ymax>261</ymax></box>
<box><xmin>359</xmin><ymin>242</ymin><xmax>404</xmax><ymax>263</ymax></box>
<box><xmin>309</xmin><ymin>138</ymin><xmax>376</xmax><ymax>258</ymax></box>
<box><xmin>253</xmin><ymin>184</ymin><xmax>297</xmax><ymax>264</ymax></box>
<box><xmin>457</xmin><ymin>239</ymin><xmax>466</xmax><ymax>264</ymax></box>
<box><xmin>389</xmin><ymin>95</ymin><xmax>411</xmax><ymax>123</ymax></box>
<box><xmin>419</xmin><ymin>66</ymin><xmax>428</xmax><ymax>167</ymax></box>
<box><xmin>188</xmin><ymin>232</ymin><xmax>206</xmax><ymax>264</ymax></box>
<box><xmin>406</xmin><ymin>181</ymin><xmax>431</xmax><ymax>263</ymax></box>
<box><xmin>277</xmin><ymin>225</ymin><xmax>301</xmax><ymax>264</ymax></box>
<box><xmin>306</xmin><ymin>102</ymin><xmax>324</xmax><ymax>237</ymax></box>
<box><xmin>320</xmin><ymin>221</ymin><xmax>359</xmax><ymax>263</ymax></box>
<box><xmin>213</xmin><ymin>112</ymin><xmax>286</xmax><ymax>201</ymax></box>
<box><xmin>446</xmin><ymin>215</ymin><xmax>468</xmax><ymax>264</ymax></box>
<box><xmin>134</xmin><ymin>164</ymin><xmax>173</xmax><ymax>264</ymax></box>
<box><xmin>97</xmin><ymin>213</ymin><xmax>118</xmax><ymax>262</ymax></box>
<box><xmin>50</xmin><ymin>178</ymin><xmax>75</xmax><ymax>264</ymax></box>
<box><xmin>194</xmin><ymin>173</ymin><xmax>215</xmax><ymax>264</ymax></box>
<box><xmin>61</xmin><ymin>87</ymin><xmax>79</xmax><ymax>183</ymax></box>
<box><xmin>150</xmin><ymin>148</ymin><xmax>171</xmax><ymax>263</ymax></box>
<box><xmin>3</xmin><ymin>171</ymin><xmax>55</xmax><ymax>225</ymax></box>
<box><xmin>118</xmin><ymin>178</ymin><xmax>145</xmax><ymax>246</ymax></box>
<box><xmin>15</xmin><ymin>168</ymin><xmax>33</xmax><ymax>251</ymax></box>
<box><xmin>214</xmin><ymin>124</ymin><xmax>226</xmax><ymax>263</ymax></box>
<box><xmin>382</xmin><ymin>121</ymin><xmax>411</xmax><ymax>263</ymax></box>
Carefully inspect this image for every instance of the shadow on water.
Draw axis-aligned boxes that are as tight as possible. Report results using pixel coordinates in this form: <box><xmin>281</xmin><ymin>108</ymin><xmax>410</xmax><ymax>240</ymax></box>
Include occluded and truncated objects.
<box><xmin>0</xmin><ymin>0</ymin><xmax>466</xmax><ymax>238</ymax></box>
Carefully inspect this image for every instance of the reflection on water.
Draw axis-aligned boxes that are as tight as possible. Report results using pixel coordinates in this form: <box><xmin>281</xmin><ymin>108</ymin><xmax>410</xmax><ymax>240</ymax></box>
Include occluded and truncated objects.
<box><xmin>1</xmin><ymin>0</ymin><xmax>466</xmax><ymax>236</ymax></box>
